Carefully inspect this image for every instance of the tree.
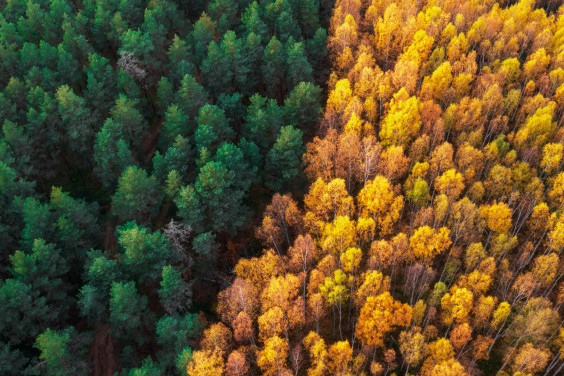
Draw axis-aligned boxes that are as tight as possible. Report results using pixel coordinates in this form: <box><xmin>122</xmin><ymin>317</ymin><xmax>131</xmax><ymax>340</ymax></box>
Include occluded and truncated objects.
<box><xmin>262</xmin><ymin>36</ymin><xmax>286</xmax><ymax>99</ymax></box>
<box><xmin>195</xmin><ymin>104</ymin><xmax>234</xmax><ymax>152</ymax></box>
<box><xmin>285</xmin><ymin>38</ymin><xmax>313</xmax><ymax>88</ymax></box>
<box><xmin>159</xmin><ymin>266</ymin><xmax>192</xmax><ymax>315</ymax></box>
<box><xmin>288</xmin><ymin>234</ymin><xmax>316</xmax><ymax>275</ymax></box>
<box><xmin>201</xmin><ymin>31</ymin><xmax>247</xmax><ymax>96</ymax></box>
<box><xmin>528</xmin><ymin>203</ymin><xmax>550</xmax><ymax>240</ymax></box>
<box><xmin>380</xmin><ymin>145</ymin><xmax>410</xmax><ymax>182</ymax></box>
<box><xmin>49</xmin><ymin>186</ymin><xmax>100</xmax><ymax>257</ymax></box>
<box><xmin>307</xmin><ymin>293</ymin><xmax>327</xmax><ymax>335</ymax></box>
<box><xmin>549</xmin><ymin>172</ymin><xmax>564</xmax><ymax>210</ymax></box>
<box><xmin>214</xmin><ymin>141</ymin><xmax>258</xmax><ymax>192</ymax></box>
<box><xmin>355</xmin><ymin>292</ymin><xmax>412</xmax><ymax>348</ymax></box>
<box><xmin>55</xmin><ymin>85</ymin><xmax>95</xmax><ymax>165</ymax></box>
<box><xmin>435</xmin><ymin>169</ymin><xmax>465</xmax><ymax>199</ymax></box>
<box><xmin>266</xmin><ymin>0</ymin><xmax>301</xmax><ymax>42</ymax></box>
<box><xmin>430</xmin><ymin>358</ymin><xmax>469</xmax><ymax>376</ymax></box>
<box><xmin>412</xmin><ymin>300</ymin><xmax>426</xmax><ymax>326</ymax></box>
<box><xmin>162</xmin><ymin>105</ymin><xmax>192</xmax><ymax>146</ymax></box>
<box><xmin>484</xmin><ymin>164</ymin><xmax>513</xmax><ymax>200</ymax></box>
<box><xmin>369</xmin><ymin>237</ymin><xmax>405</xmax><ymax>273</ymax></box>
<box><xmin>225</xmin><ymin>350</ymin><xmax>249</xmax><ymax>376</ymax></box>
<box><xmin>233</xmin><ymin>249</ymin><xmax>284</xmax><ymax>290</ymax></box>
<box><xmin>511</xmin><ymin>343</ymin><xmax>551</xmax><ymax>374</ymax></box>
<box><xmin>327</xmin><ymin>340</ymin><xmax>353</xmax><ymax>375</ymax></box>
<box><xmin>109</xmin><ymin>94</ymin><xmax>148</xmax><ymax>146</ymax></box>
<box><xmin>284</xmin><ymin>82</ymin><xmax>323</xmax><ymax>130</ymax></box>
<box><xmin>119</xmin><ymin>28</ymin><xmax>154</xmax><ymax>74</ymax></box>
<box><xmin>242</xmin><ymin>1</ymin><xmax>267</xmax><ymax>37</ymax></box>
<box><xmin>83</xmin><ymin>54</ymin><xmax>117</xmax><ymax>119</ymax></box>
<box><xmin>505</xmin><ymin>297</ymin><xmax>559</xmax><ymax>345</ymax></box>
<box><xmin>9</xmin><ymin>239</ymin><xmax>70</xmax><ymax>320</ymax></box>
<box><xmin>357</xmin><ymin>176</ymin><xmax>403</xmax><ymax>236</ymax></box>
<box><xmin>449</xmin><ymin>323</ymin><xmax>472</xmax><ymax>350</ymax></box>
<box><xmin>425</xmin><ymin>337</ymin><xmax>454</xmax><ymax>365</ymax></box>
<box><xmin>157</xmin><ymin>77</ymin><xmax>175</xmax><ymax>113</ymax></box>
<box><xmin>208</xmin><ymin>0</ymin><xmax>238</xmax><ymax>34</ymax></box>
<box><xmin>232</xmin><ymin>311</ymin><xmax>254</xmax><ymax>344</ymax></box>
<box><xmin>409</xmin><ymin>226</ymin><xmax>451</xmax><ymax>262</ymax></box>
<box><xmin>304</xmin><ymin>179</ymin><xmax>354</xmax><ymax>237</ymax></box>
<box><xmin>93</xmin><ymin>119</ymin><xmax>137</xmax><ymax>189</ymax></box>
<box><xmin>244</xmin><ymin>94</ymin><xmax>283</xmax><ymax>149</ymax></box>
<box><xmin>304</xmin><ymin>129</ymin><xmax>338</xmax><ymax>181</ymax></box>
<box><xmin>176</xmin><ymin>74</ymin><xmax>210</xmax><ymax>120</ymax></box>
<box><xmin>335</xmin><ymin>130</ymin><xmax>362</xmax><ymax>189</ymax></box>
<box><xmin>407</xmin><ymin>179</ymin><xmax>431</xmax><ymax>208</ymax></box>
<box><xmin>259</xmin><ymin>306</ymin><xmax>286</xmax><ymax>341</ymax></box>
<box><xmin>238</xmin><ymin>31</ymin><xmax>263</xmax><ymax>91</ymax></box>
<box><xmin>481</xmin><ymin>202</ymin><xmax>512</xmax><ymax>234</ymax></box>
<box><xmin>327</xmin><ymin>79</ymin><xmax>352</xmax><ymax>116</ymax></box>
<box><xmin>532</xmin><ymin>253</ymin><xmax>559</xmax><ymax>288</ymax></box>
<box><xmin>540</xmin><ymin>143</ymin><xmax>563</xmax><ymax>174</ymax></box>
<box><xmin>329</xmin><ymin>14</ymin><xmax>358</xmax><ymax>58</ymax></box>
<box><xmin>34</xmin><ymin>327</ymin><xmax>89</xmax><ymax>376</ymax></box>
<box><xmin>473</xmin><ymin>295</ymin><xmax>497</xmax><ymax>329</ymax></box>
<box><xmin>448</xmin><ymin>198</ymin><xmax>485</xmax><ymax>245</ymax></box>
<box><xmin>124</xmin><ymin>357</ymin><xmax>162</xmax><ymax>376</ymax></box>
<box><xmin>257</xmin><ymin>336</ymin><xmax>289</xmax><ymax>376</ymax></box>
<box><xmin>303</xmin><ymin>331</ymin><xmax>328</xmax><ymax>376</ymax></box>
<box><xmin>440</xmin><ymin>287</ymin><xmax>473</xmax><ymax>325</ymax></box>
<box><xmin>429</xmin><ymin>142</ymin><xmax>455</xmax><ymax>180</ymax></box>
<box><xmin>399</xmin><ymin>327</ymin><xmax>427</xmax><ymax>368</ymax></box>
<box><xmin>455</xmin><ymin>143</ymin><xmax>484</xmax><ymax>184</ymax></box>
<box><xmin>358</xmin><ymin>136</ymin><xmax>382</xmax><ymax>185</ymax></box>
<box><xmin>186</xmin><ymin>349</ymin><xmax>224</xmax><ymax>376</ymax></box>
<box><xmin>421</xmin><ymin>61</ymin><xmax>453</xmax><ymax>103</ymax></box>
<box><xmin>320</xmin><ymin>269</ymin><xmax>349</xmax><ymax>338</ymax></box>
<box><xmin>112</xmin><ymin>166</ymin><xmax>162</xmax><ymax>224</ymax></box>
<box><xmin>176</xmin><ymin>161</ymin><xmax>246</xmax><ymax>234</ymax></box>
<box><xmin>153</xmin><ymin>136</ymin><xmax>194</xmax><ymax>186</ymax></box>
<box><xmin>155</xmin><ymin>314</ymin><xmax>202</xmax><ymax>373</ymax></box>
<box><xmin>354</xmin><ymin>270</ymin><xmax>390</xmax><ymax>308</ymax></box>
<box><xmin>109</xmin><ymin>281</ymin><xmax>148</xmax><ymax>343</ymax></box>
<box><xmin>266</xmin><ymin>125</ymin><xmax>305</xmax><ymax>190</ymax></box>
<box><xmin>116</xmin><ymin>222</ymin><xmax>173</xmax><ymax>280</ymax></box>
<box><xmin>261</xmin><ymin>274</ymin><xmax>304</xmax><ymax>334</ymax></box>
<box><xmin>217</xmin><ymin>278</ymin><xmax>259</xmax><ymax>324</ymax></box>
<box><xmin>201</xmin><ymin>323</ymin><xmax>232</xmax><ymax>356</ymax></box>
<box><xmin>514</xmin><ymin>102</ymin><xmax>556</xmax><ymax>150</ymax></box>
<box><xmin>340</xmin><ymin>247</ymin><xmax>361</xmax><ymax>275</ymax></box>
<box><xmin>379</xmin><ymin>89</ymin><xmax>421</xmax><ymax>147</ymax></box>
<box><xmin>321</xmin><ymin>216</ymin><xmax>357</xmax><ymax>258</ymax></box>
<box><xmin>166</xmin><ymin>35</ymin><xmax>193</xmax><ymax>81</ymax></box>
<box><xmin>491</xmin><ymin>301</ymin><xmax>511</xmax><ymax>330</ymax></box>
<box><xmin>548</xmin><ymin>215</ymin><xmax>564</xmax><ymax>252</ymax></box>
<box><xmin>191</xmin><ymin>11</ymin><xmax>217</xmax><ymax>62</ymax></box>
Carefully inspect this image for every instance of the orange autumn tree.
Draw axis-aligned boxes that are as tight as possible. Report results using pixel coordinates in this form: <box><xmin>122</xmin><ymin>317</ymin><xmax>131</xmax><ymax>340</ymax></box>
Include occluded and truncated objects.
<box><xmin>257</xmin><ymin>336</ymin><xmax>290</xmax><ymax>376</ymax></box>
<box><xmin>357</xmin><ymin>176</ymin><xmax>403</xmax><ymax>236</ymax></box>
<box><xmin>355</xmin><ymin>292</ymin><xmax>412</xmax><ymax>348</ymax></box>
<box><xmin>186</xmin><ymin>350</ymin><xmax>224</xmax><ymax>376</ymax></box>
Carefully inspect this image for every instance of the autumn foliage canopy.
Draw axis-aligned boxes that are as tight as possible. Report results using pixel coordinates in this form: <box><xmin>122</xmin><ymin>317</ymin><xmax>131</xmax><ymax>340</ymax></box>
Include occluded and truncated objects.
<box><xmin>187</xmin><ymin>0</ymin><xmax>564</xmax><ymax>375</ymax></box>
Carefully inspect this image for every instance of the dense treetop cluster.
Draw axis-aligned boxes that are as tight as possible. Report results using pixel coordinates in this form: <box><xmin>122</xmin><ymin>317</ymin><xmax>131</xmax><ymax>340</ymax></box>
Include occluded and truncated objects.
<box><xmin>2</xmin><ymin>0</ymin><xmax>564</xmax><ymax>375</ymax></box>
<box><xmin>185</xmin><ymin>0</ymin><xmax>564</xmax><ymax>375</ymax></box>
<box><xmin>0</xmin><ymin>0</ymin><xmax>329</xmax><ymax>374</ymax></box>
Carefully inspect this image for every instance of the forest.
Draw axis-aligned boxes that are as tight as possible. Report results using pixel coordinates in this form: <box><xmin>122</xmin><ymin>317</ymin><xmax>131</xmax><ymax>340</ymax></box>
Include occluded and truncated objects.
<box><xmin>0</xmin><ymin>0</ymin><xmax>563</xmax><ymax>375</ymax></box>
